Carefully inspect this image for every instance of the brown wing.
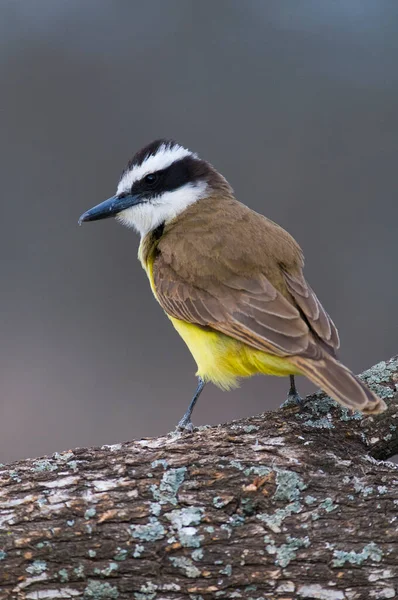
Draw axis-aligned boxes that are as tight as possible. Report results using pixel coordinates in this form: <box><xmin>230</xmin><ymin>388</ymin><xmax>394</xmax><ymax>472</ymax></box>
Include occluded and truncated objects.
<box><xmin>283</xmin><ymin>270</ymin><xmax>340</xmax><ymax>355</ymax></box>
<box><xmin>154</xmin><ymin>256</ymin><xmax>322</xmax><ymax>360</ymax></box>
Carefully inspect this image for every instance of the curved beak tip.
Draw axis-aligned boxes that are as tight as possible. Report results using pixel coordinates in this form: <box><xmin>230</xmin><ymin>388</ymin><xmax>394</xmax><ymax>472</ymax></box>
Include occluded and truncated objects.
<box><xmin>78</xmin><ymin>214</ymin><xmax>86</xmax><ymax>226</ymax></box>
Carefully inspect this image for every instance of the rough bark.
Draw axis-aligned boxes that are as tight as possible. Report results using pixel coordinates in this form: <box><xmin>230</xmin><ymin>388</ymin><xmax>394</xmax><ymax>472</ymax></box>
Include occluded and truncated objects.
<box><xmin>1</xmin><ymin>356</ymin><xmax>398</xmax><ymax>600</ymax></box>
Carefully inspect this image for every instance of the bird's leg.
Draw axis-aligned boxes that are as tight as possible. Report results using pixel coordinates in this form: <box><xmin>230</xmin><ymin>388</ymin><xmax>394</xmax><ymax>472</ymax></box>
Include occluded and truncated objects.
<box><xmin>176</xmin><ymin>377</ymin><xmax>206</xmax><ymax>433</ymax></box>
<box><xmin>281</xmin><ymin>374</ymin><xmax>303</xmax><ymax>407</ymax></box>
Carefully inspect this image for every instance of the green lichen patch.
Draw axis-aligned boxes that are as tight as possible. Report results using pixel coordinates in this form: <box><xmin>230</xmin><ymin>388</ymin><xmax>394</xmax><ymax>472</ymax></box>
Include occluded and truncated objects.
<box><xmin>113</xmin><ymin>547</ymin><xmax>128</xmax><ymax>561</ymax></box>
<box><xmin>151</xmin><ymin>459</ymin><xmax>169</xmax><ymax>469</ymax></box>
<box><xmin>244</xmin><ymin>465</ymin><xmax>271</xmax><ymax>477</ymax></box>
<box><xmin>241</xmin><ymin>497</ymin><xmax>257</xmax><ymax>516</ymax></box>
<box><xmin>35</xmin><ymin>541</ymin><xmax>50</xmax><ymax>549</ymax></box>
<box><xmin>332</xmin><ymin>542</ymin><xmax>383</xmax><ymax>567</ymax></box>
<box><xmin>302</xmin><ymin>416</ymin><xmax>334</xmax><ymax>429</ymax></box>
<box><xmin>8</xmin><ymin>469</ymin><xmax>22</xmax><ymax>483</ymax></box>
<box><xmin>220</xmin><ymin>564</ymin><xmax>232</xmax><ymax>576</ymax></box>
<box><xmin>26</xmin><ymin>560</ymin><xmax>47</xmax><ymax>575</ymax></box>
<box><xmin>130</xmin><ymin>517</ymin><xmax>166</xmax><ymax>542</ymax></box>
<box><xmin>85</xmin><ymin>507</ymin><xmax>97</xmax><ymax>520</ymax></box>
<box><xmin>368</xmin><ymin>383</ymin><xmax>396</xmax><ymax>400</ymax></box>
<box><xmin>84</xmin><ymin>580</ymin><xmax>119</xmax><ymax>599</ymax></box>
<box><xmin>274</xmin><ymin>469</ymin><xmax>307</xmax><ymax>502</ymax></box>
<box><xmin>162</xmin><ymin>583</ymin><xmax>181</xmax><ymax>592</ymax></box>
<box><xmin>133</xmin><ymin>544</ymin><xmax>145</xmax><ymax>558</ymax></box>
<box><xmin>257</xmin><ymin>501</ymin><xmax>301</xmax><ymax>532</ymax></box>
<box><xmin>166</xmin><ymin>506</ymin><xmax>204</xmax><ymax>528</ymax></box>
<box><xmin>150</xmin><ymin>467</ymin><xmax>187</xmax><ymax>505</ymax></box>
<box><xmin>361</xmin><ymin>359</ymin><xmax>398</xmax><ymax>386</ymax></box>
<box><xmin>166</xmin><ymin>507</ymin><xmax>203</xmax><ymax>528</ymax></box>
<box><xmin>32</xmin><ymin>459</ymin><xmax>58</xmax><ymax>472</ymax></box>
<box><xmin>58</xmin><ymin>568</ymin><xmax>69</xmax><ymax>582</ymax></box>
<box><xmin>74</xmin><ymin>564</ymin><xmax>85</xmax><ymax>578</ymax></box>
<box><xmin>319</xmin><ymin>498</ymin><xmax>337</xmax><ymax>513</ymax></box>
<box><xmin>134</xmin><ymin>581</ymin><xmax>158</xmax><ymax>599</ymax></box>
<box><xmin>177</xmin><ymin>527</ymin><xmax>203</xmax><ymax>548</ymax></box>
<box><xmin>353</xmin><ymin>478</ymin><xmax>374</xmax><ymax>497</ymax></box>
<box><xmin>243</xmin><ymin>425</ymin><xmax>259</xmax><ymax>433</ymax></box>
<box><xmin>305</xmin><ymin>495</ymin><xmax>317</xmax><ymax>505</ymax></box>
<box><xmin>94</xmin><ymin>562</ymin><xmax>118</xmax><ymax>577</ymax></box>
<box><xmin>340</xmin><ymin>408</ymin><xmax>363</xmax><ymax>422</ymax></box>
<box><xmin>220</xmin><ymin>524</ymin><xmax>232</xmax><ymax>538</ymax></box>
<box><xmin>53</xmin><ymin>451</ymin><xmax>75</xmax><ymax>462</ymax></box>
<box><xmin>229</xmin><ymin>514</ymin><xmax>245</xmax><ymax>527</ymax></box>
<box><xmin>266</xmin><ymin>535</ymin><xmax>310</xmax><ymax>568</ymax></box>
<box><xmin>166</xmin><ymin>506</ymin><xmax>204</xmax><ymax>548</ymax></box>
<box><xmin>191</xmin><ymin>548</ymin><xmax>203</xmax><ymax>561</ymax></box>
<box><xmin>0</xmin><ymin>551</ymin><xmax>7</xmax><ymax>560</ymax></box>
<box><xmin>228</xmin><ymin>460</ymin><xmax>244</xmax><ymax>471</ymax></box>
<box><xmin>150</xmin><ymin>502</ymin><xmax>161</xmax><ymax>516</ymax></box>
<box><xmin>303</xmin><ymin>393</ymin><xmax>338</xmax><ymax>416</ymax></box>
<box><xmin>169</xmin><ymin>556</ymin><xmax>201</xmax><ymax>578</ymax></box>
<box><xmin>360</xmin><ymin>358</ymin><xmax>398</xmax><ymax>401</ymax></box>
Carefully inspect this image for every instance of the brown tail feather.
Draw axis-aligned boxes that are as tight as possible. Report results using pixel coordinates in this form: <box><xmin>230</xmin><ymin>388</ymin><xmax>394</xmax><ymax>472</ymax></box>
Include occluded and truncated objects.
<box><xmin>290</xmin><ymin>354</ymin><xmax>386</xmax><ymax>414</ymax></box>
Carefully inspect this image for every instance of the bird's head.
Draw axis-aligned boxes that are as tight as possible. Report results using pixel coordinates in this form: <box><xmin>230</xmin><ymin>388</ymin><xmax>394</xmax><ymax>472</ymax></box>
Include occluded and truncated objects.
<box><xmin>78</xmin><ymin>139</ymin><xmax>230</xmax><ymax>236</ymax></box>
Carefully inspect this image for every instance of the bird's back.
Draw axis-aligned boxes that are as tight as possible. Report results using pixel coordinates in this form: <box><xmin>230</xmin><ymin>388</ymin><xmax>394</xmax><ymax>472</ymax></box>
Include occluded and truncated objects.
<box><xmin>157</xmin><ymin>194</ymin><xmax>305</xmax><ymax>303</ymax></box>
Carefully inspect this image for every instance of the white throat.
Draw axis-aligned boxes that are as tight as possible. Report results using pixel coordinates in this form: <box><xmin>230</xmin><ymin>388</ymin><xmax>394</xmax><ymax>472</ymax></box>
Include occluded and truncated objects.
<box><xmin>116</xmin><ymin>181</ymin><xmax>208</xmax><ymax>236</ymax></box>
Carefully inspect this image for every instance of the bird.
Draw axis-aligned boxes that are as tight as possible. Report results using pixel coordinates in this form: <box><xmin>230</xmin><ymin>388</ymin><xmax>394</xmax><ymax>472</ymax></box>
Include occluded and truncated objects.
<box><xmin>79</xmin><ymin>139</ymin><xmax>386</xmax><ymax>431</ymax></box>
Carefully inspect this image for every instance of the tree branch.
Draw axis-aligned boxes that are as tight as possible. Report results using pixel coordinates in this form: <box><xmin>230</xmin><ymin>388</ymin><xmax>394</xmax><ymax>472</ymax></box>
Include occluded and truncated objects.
<box><xmin>1</xmin><ymin>356</ymin><xmax>397</xmax><ymax>600</ymax></box>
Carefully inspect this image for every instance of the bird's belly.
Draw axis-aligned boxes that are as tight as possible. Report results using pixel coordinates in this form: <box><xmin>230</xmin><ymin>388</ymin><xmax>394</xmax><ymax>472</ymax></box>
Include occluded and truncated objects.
<box><xmin>169</xmin><ymin>317</ymin><xmax>300</xmax><ymax>390</ymax></box>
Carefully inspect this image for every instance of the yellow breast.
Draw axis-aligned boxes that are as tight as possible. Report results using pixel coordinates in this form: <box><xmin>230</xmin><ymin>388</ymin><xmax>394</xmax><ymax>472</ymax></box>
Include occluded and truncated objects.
<box><xmin>139</xmin><ymin>241</ymin><xmax>300</xmax><ymax>390</ymax></box>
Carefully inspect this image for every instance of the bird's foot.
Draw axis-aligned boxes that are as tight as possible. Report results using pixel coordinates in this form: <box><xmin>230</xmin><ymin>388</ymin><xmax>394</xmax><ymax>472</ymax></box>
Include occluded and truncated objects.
<box><xmin>280</xmin><ymin>391</ymin><xmax>304</xmax><ymax>409</ymax></box>
<box><xmin>175</xmin><ymin>414</ymin><xmax>195</xmax><ymax>434</ymax></box>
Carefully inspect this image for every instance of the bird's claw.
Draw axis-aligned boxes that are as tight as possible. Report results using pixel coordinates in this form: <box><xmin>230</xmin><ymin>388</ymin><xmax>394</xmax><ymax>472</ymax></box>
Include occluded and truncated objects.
<box><xmin>175</xmin><ymin>416</ymin><xmax>194</xmax><ymax>433</ymax></box>
<box><xmin>280</xmin><ymin>392</ymin><xmax>304</xmax><ymax>409</ymax></box>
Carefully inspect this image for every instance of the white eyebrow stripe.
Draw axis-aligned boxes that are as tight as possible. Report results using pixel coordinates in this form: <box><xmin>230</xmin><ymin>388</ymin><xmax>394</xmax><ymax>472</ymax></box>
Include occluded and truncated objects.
<box><xmin>116</xmin><ymin>144</ymin><xmax>196</xmax><ymax>195</ymax></box>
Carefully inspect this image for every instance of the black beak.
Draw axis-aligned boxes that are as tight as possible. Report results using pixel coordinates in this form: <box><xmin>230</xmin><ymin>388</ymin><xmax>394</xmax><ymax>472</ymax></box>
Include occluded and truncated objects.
<box><xmin>78</xmin><ymin>194</ymin><xmax>142</xmax><ymax>225</ymax></box>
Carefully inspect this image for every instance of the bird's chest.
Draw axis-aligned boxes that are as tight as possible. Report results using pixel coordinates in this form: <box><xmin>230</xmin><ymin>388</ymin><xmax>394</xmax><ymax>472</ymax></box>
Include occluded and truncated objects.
<box><xmin>138</xmin><ymin>231</ymin><xmax>162</xmax><ymax>299</ymax></box>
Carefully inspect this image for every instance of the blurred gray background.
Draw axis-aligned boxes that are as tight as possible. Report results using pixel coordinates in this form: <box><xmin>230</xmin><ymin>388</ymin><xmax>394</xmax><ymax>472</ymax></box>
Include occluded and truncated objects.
<box><xmin>1</xmin><ymin>0</ymin><xmax>397</xmax><ymax>464</ymax></box>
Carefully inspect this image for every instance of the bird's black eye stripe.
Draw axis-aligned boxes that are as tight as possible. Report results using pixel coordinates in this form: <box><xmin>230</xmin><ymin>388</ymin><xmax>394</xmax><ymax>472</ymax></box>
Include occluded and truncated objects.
<box><xmin>130</xmin><ymin>156</ymin><xmax>208</xmax><ymax>198</ymax></box>
<box><xmin>131</xmin><ymin>171</ymin><xmax>162</xmax><ymax>196</ymax></box>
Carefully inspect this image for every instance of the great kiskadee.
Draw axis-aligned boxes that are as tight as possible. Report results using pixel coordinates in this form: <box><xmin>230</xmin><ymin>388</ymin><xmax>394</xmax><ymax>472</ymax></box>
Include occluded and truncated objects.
<box><xmin>79</xmin><ymin>139</ymin><xmax>386</xmax><ymax>430</ymax></box>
